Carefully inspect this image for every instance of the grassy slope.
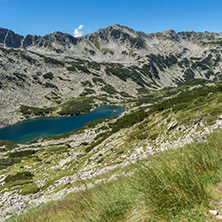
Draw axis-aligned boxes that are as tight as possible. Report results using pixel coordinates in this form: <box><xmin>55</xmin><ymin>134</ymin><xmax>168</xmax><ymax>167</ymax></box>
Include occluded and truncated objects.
<box><xmin>8</xmin><ymin>130</ymin><xmax>222</xmax><ymax>222</ymax></box>
<box><xmin>4</xmin><ymin>78</ymin><xmax>222</xmax><ymax>221</ymax></box>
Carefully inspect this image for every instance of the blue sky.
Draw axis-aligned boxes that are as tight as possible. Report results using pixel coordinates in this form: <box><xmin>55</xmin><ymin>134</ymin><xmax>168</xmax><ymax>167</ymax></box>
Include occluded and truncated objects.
<box><xmin>0</xmin><ymin>0</ymin><xmax>222</xmax><ymax>36</ymax></box>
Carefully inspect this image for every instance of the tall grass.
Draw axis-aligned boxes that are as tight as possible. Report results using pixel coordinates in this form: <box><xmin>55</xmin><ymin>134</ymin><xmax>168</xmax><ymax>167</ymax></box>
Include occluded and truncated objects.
<box><xmin>8</xmin><ymin>131</ymin><xmax>222</xmax><ymax>222</ymax></box>
<box><xmin>132</xmin><ymin>151</ymin><xmax>208</xmax><ymax>220</ymax></box>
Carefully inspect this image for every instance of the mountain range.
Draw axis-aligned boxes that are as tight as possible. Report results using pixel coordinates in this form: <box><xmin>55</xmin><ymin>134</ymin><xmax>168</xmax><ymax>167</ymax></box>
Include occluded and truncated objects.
<box><xmin>2</xmin><ymin>24</ymin><xmax>222</xmax><ymax>221</ymax></box>
<box><xmin>0</xmin><ymin>24</ymin><xmax>222</xmax><ymax>127</ymax></box>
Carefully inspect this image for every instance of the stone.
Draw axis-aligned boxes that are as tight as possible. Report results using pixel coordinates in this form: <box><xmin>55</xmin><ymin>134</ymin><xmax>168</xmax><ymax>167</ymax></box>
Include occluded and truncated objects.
<box><xmin>167</xmin><ymin>121</ymin><xmax>178</xmax><ymax>131</ymax></box>
<box><xmin>199</xmin><ymin>122</ymin><xmax>204</xmax><ymax>127</ymax></box>
<box><xmin>209</xmin><ymin>210</ymin><xmax>218</xmax><ymax>215</ymax></box>
<box><xmin>177</xmin><ymin>125</ymin><xmax>186</xmax><ymax>132</ymax></box>
<box><xmin>216</xmin><ymin>215</ymin><xmax>222</xmax><ymax>220</ymax></box>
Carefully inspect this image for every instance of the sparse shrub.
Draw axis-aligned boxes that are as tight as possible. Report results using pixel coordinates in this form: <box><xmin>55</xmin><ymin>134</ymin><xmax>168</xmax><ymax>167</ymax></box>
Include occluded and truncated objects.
<box><xmin>20</xmin><ymin>105</ymin><xmax>54</xmax><ymax>116</ymax></box>
<box><xmin>67</xmin><ymin>63</ymin><xmax>90</xmax><ymax>73</ymax></box>
<box><xmin>9</xmin><ymin>150</ymin><xmax>36</xmax><ymax>158</ymax></box>
<box><xmin>44</xmin><ymin>82</ymin><xmax>58</xmax><ymax>89</ymax></box>
<box><xmin>101</xmin><ymin>84</ymin><xmax>117</xmax><ymax>94</ymax></box>
<box><xmin>81</xmin><ymin>80</ymin><xmax>93</xmax><ymax>87</ymax></box>
<box><xmin>43</xmin><ymin>72</ymin><xmax>54</xmax><ymax>80</ymax></box>
<box><xmin>58</xmin><ymin>99</ymin><xmax>93</xmax><ymax>116</ymax></box>
<box><xmin>5</xmin><ymin>171</ymin><xmax>34</xmax><ymax>182</ymax></box>
<box><xmin>44</xmin><ymin>57</ymin><xmax>64</xmax><ymax>66</ymax></box>
<box><xmin>0</xmin><ymin>140</ymin><xmax>17</xmax><ymax>149</ymax></box>
<box><xmin>20</xmin><ymin>183</ymin><xmax>40</xmax><ymax>195</ymax></box>
<box><xmin>92</xmin><ymin>77</ymin><xmax>105</xmax><ymax>84</ymax></box>
<box><xmin>0</xmin><ymin>157</ymin><xmax>21</xmax><ymax>168</ymax></box>
<box><xmin>80</xmin><ymin>88</ymin><xmax>95</xmax><ymax>96</ymax></box>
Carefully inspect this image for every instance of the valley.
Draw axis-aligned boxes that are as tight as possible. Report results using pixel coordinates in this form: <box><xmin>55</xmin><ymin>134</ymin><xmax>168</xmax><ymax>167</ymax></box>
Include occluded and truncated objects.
<box><xmin>1</xmin><ymin>25</ymin><xmax>222</xmax><ymax>221</ymax></box>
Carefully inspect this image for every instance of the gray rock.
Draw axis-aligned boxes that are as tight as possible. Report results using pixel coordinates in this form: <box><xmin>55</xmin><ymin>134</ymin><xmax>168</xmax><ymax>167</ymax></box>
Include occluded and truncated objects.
<box><xmin>167</xmin><ymin>121</ymin><xmax>178</xmax><ymax>131</ymax></box>
<box><xmin>209</xmin><ymin>210</ymin><xmax>218</xmax><ymax>215</ymax></box>
<box><xmin>216</xmin><ymin>215</ymin><xmax>222</xmax><ymax>220</ymax></box>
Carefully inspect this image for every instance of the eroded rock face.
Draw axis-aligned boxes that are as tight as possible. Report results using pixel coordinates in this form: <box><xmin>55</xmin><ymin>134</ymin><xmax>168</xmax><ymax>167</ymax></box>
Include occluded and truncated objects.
<box><xmin>0</xmin><ymin>28</ymin><xmax>23</xmax><ymax>48</ymax></box>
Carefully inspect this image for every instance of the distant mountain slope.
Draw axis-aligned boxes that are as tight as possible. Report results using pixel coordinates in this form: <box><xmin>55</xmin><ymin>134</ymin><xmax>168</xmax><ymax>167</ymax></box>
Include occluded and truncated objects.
<box><xmin>0</xmin><ymin>24</ymin><xmax>222</xmax><ymax>127</ymax></box>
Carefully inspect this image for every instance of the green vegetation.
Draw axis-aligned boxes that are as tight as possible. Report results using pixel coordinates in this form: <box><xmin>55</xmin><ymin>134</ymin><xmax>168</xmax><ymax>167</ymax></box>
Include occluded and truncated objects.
<box><xmin>101</xmin><ymin>84</ymin><xmax>118</xmax><ymax>94</ymax></box>
<box><xmin>119</xmin><ymin>91</ymin><xmax>131</xmax><ymax>97</ymax></box>
<box><xmin>89</xmin><ymin>49</ymin><xmax>96</xmax><ymax>56</ymax></box>
<box><xmin>5</xmin><ymin>77</ymin><xmax>222</xmax><ymax>221</ymax></box>
<box><xmin>81</xmin><ymin>80</ymin><xmax>93</xmax><ymax>87</ymax></box>
<box><xmin>20</xmin><ymin>184</ymin><xmax>40</xmax><ymax>195</ymax></box>
<box><xmin>58</xmin><ymin>76</ymin><xmax>71</xmax><ymax>81</ymax></box>
<box><xmin>5</xmin><ymin>171</ymin><xmax>34</xmax><ymax>183</ymax></box>
<box><xmin>43</xmin><ymin>57</ymin><xmax>64</xmax><ymax>67</ymax></box>
<box><xmin>58</xmin><ymin>98</ymin><xmax>93</xmax><ymax>116</ymax></box>
<box><xmin>94</xmin><ymin>40</ymin><xmax>101</xmax><ymax>50</ymax></box>
<box><xmin>101</xmin><ymin>48</ymin><xmax>114</xmax><ymax>55</ymax></box>
<box><xmin>85</xmin><ymin>110</ymin><xmax>147</xmax><ymax>153</ymax></box>
<box><xmin>10</xmin><ymin>130</ymin><xmax>222</xmax><ymax>221</ymax></box>
<box><xmin>0</xmin><ymin>171</ymin><xmax>35</xmax><ymax>193</ymax></box>
<box><xmin>0</xmin><ymin>140</ymin><xmax>17</xmax><ymax>149</ymax></box>
<box><xmin>110</xmin><ymin>29</ymin><xmax>146</xmax><ymax>49</ymax></box>
<box><xmin>13</xmin><ymin>72</ymin><xmax>26</xmax><ymax>82</ymax></box>
<box><xmin>87</xmin><ymin>61</ymin><xmax>100</xmax><ymax>70</ymax></box>
<box><xmin>79</xmin><ymin>88</ymin><xmax>95</xmax><ymax>96</ymax></box>
<box><xmin>183</xmin><ymin>68</ymin><xmax>195</xmax><ymax>80</ymax></box>
<box><xmin>43</xmin><ymin>72</ymin><xmax>54</xmax><ymax>80</ymax></box>
<box><xmin>145</xmin><ymin>53</ymin><xmax>178</xmax><ymax>72</ymax></box>
<box><xmin>20</xmin><ymin>105</ymin><xmax>54</xmax><ymax>117</ymax></box>
<box><xmin>44</xmin><ymin>82</ymin><xmax>58</xmax><ymax>89</ymax></box>
<box><xmin>20</xmin><ymin>53</ymin><xmax>36</xmax><ymax>64</ymax></box>
<box><xmin>9</xmin><ymin>150</ymin><xmax>36</xmax><ymax>158</ymax></box>
<box><xmin>67</xmin><ymin>62</ymin><xmax>90</xmax><ymax>73</ymax></box>
<box><xmin>104</xmin><ymin>63</ymin><xmax>153</xmax><ymax>87</ymax></box>
<box><xmin>92</xmin><ymin>77</ymin><xmax>105</xmax><ymax>85</ymax></box>
<box><xmin>0</xmin><ymin>157</ymin><xmax>21</xmax><ymax>169</ymax></box>
<box><xmin>66</xmin><ymin>66</ymin><xmax>75</xmax><ymax>71</ymax></box>
<box><xmin>152</xmin><ymin>83</ymin><xmax>222</xmax><ymax>112</ymax></box>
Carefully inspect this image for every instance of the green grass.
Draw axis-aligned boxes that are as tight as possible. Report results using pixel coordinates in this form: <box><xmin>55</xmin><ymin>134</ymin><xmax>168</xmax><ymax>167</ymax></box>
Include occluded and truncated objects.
<box><xmin>0</xmin><ymin>140</ymin><xmax>17</xmax><ymax>150</ymax></box>
<box><xmin>9</xmin><ymin>150</ymin><xmax>36</xmax><ymax>158</ymax></box>
<box><xmin>20</xmin><ymin>184</ymin><xmax>40</xmax><ymax>195</ymax></box>
<box><xmin>5</xmin><ymin>171</ymin><xmax>34</xmax><ymax>182</ymax></box>
<box><xmin>5</xmin><ymin>79</ymin><xmax>222</xmax><ymax>221</ymax></box>
<box><xmin>8</xmin><ymin>129</ymin><xmax>222</xmax><ymax>222</ymax></box>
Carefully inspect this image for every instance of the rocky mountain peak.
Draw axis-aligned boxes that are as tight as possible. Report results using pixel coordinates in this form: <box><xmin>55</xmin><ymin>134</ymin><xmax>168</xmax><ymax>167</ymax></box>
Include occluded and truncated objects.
<box><xmin>0</xmin><ymin>27</ymin><xmax>23</xmax><ymax>48</ymax></box>
<box><xmin>153</xmin><ymin>29</ymin><xmax>180</xmax><ymax>42</ymax></box>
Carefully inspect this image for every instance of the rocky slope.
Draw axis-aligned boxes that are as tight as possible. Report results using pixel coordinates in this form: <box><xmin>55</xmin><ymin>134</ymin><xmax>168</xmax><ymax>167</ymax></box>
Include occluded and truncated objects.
<box><xmin>1</xmin><ymin>24</ymin><xmax>222</xmax><ymax>127</ymax></box>
<box><xmin>1</xmin><ymin>79</ymin><xmax>222</xmax><ymax>221</ymax></box>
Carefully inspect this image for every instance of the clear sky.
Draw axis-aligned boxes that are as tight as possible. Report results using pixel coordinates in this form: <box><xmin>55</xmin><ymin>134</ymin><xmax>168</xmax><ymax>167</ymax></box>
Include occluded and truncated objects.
<box><xmin>0</xmin><ymin>0</ymin><xmax>222</xmax><ymax>37</ymax></box>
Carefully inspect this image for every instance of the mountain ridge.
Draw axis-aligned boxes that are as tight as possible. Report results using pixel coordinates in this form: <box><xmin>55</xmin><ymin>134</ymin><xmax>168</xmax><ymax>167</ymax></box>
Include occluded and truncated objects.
<box><xmin>1</xmin><ymin>24</ymin><xmax>222</xmax><ymax>128</ymax></box>
<box><xmin>1</xmin><ymin>24</ymin><xmax>222</xmax><ymax>49</ymax></box>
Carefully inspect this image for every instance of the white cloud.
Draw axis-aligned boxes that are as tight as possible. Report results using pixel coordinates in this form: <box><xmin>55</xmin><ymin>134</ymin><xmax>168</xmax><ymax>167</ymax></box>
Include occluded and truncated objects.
<box><xmin>73</xmin><ymin>25</ymin><xmax>84</xmax><ymax>37</ymax></box>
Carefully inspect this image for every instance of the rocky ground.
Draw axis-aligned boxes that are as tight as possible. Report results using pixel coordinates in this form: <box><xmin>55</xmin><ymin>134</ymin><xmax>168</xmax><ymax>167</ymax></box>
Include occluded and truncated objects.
<box><xmin>2</xmin><ymin>24</ymin><xmax>222</xmax><ymax>221</ymax></box>
<box><xmin>1</xmin><ymin>24</ymin><xmax>222</xmax><ymax>129</ymax></box>
<box><xmin>1</xmin><ymin>96</ymin><xmax>222</xmax><ymax>221</ymax></box>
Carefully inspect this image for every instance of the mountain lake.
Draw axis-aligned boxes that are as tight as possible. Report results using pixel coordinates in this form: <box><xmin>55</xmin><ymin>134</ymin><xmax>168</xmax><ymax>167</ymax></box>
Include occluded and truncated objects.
<box><xmin>0</xmin><ymin>105</ymin><xmax>125</xmax><ymax>143</ymax></box>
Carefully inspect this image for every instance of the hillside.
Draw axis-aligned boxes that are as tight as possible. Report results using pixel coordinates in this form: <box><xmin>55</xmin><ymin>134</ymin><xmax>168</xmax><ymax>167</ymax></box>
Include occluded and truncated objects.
<box><xmin>1</xmin><ymin>79</ymin><xmax>222</xmax><ymax>221</ymax></box>
<box><xmin>1</xmin><ymin>25</ymin><xmax>222</xmax><ymax>221</ymax></box>
<box><xmin>1</xmin><ymin>25</ymin><xmax>222</xmax><ymax>127</ymax></box>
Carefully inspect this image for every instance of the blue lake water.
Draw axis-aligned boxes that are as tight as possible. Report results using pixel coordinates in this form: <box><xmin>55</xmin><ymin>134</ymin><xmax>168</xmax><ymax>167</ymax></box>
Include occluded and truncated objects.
<box><xmin>0</xmin><ymin>105</ymin><xmax>125</xmax><ymax>143</ymax></box>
